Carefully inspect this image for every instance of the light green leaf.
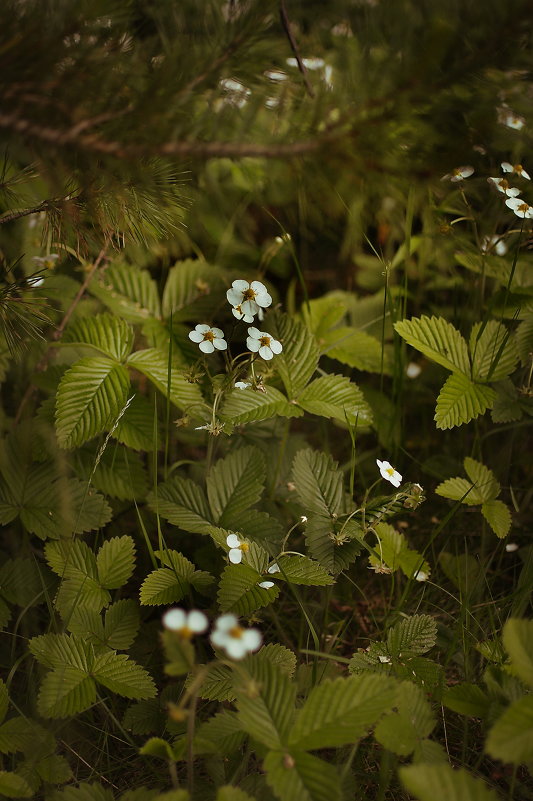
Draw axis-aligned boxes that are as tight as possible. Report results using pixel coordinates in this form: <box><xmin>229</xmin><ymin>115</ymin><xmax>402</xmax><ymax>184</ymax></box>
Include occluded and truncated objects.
<box><xmin>162</xmin><ymin>259</ymin><xmax>226</xmax><ymax>321</ymax></box>
<box><xmin>63</xmin><ymin>313</ymin><xmax>134</xmax><ymax>362</ymax></box>
<box><xmin>149</xmin><ymin>475</ymin><xmax>212</xmax><ymax>534</ymax></box>
<box><xmin>266</xmin><ymin>312</ymin><xmax>320</xmax><ymax>399</ymax></box>
<box><xmin>182</xmin><ymin>711</ymin><xmax>245</xmax><ymax>759</ymax></box>
<box><xmin>400</xmin><ymin>763</ymin><xmax>501</xmax><ymax>801</ymax></box>
<box><xmin>289</xmin><ymin>674</ymin><xmax>397</xmax><ymax>750</ymax></box>
<box><xmin>140</xmin><ymin>568</ymin><xmax>191</xmax><ymax>606</ymax></box>
<box><xmin>374</xmin><ymin>683</ymin><xmax>435</xmax><ymax>756</ymax></box>
<box><xmin>235</xmin><ymin>660</ymin><xmax>295</xmax><ymax>749</ymax></box>
<box><xmin>255</xmin><ymin>644</ymin><xmax>297</xmax><ymax>677</ymax></box>
<box><xmin>47</xmin><ymin>781</ymin><xmax>114</xmax><ymax>800</ymax></box>
<box><xmin>394</xmin><ymin>315</ymin><xmax>470</xmax><ymax>375</ymax></box>
<box><xmin>97</xmin><ymin>535</ymin><xmax>136</xmax><ymax>589</ymax></box>
<box><xmin>92</xmin><ymin>651</ymin><xmax>156</xmax><ymax>699</ymax></box>
<box><xmin>89</xmin><ymin>446</ymin><xmax>148</xmax><ymax>501</ymax></box>
<box><xmin>29</xmin><ymin>633</ymin><xmax>93</xmax><ymax>671</ymax></box>
<box><xmin>207</xmin><ymin>446</ymin><xmax>265</xmax><ymax>526</ymax></box>
<box><xmin>469</xmin><ymin>321</ymin><xmax>518</xmax><ymax>382</ymax></box>
<box><xmin>481</xmin><ymin>500</ymin><xmax>511</xmax><ymax>538</ymax></box>
<box><xmin>216</xmin><ymin>785</ymin><xmax>256</xmax><ymax>801</ymax></box>
<box><xmin>0</xmin><ymin>771</ymin><xmax>33</xmax><ymax>798</ymax></box>
<box><xmin>36</xmin><ymin>753</ymin><xmax>73</xmax><ymax>784</ymax></box>
<box><xmin>56</xmin><ymin>357</ymin><xmax>130</xmax><ymax>449</ymax></box>
<box><xmin>435</xmin><ymin>477</ymin><xmax>485</xmax><ymax>506</ymax></box>
<box><xmin>276</xmin><ymin>555</ymin><xmax>334</xmax><ymax>586</ymax></box>
<box><xmin>321</xmin><ymin>327</ymin><xmax>389</xmax><ymax>374</ymax></box>
<box><xmin>264</xmin><ymin>750</ymin><xmax>341</xmax><ymax>801</ymax></box>
<box><xmin>114</xmin><ymin>394</ymin><xmax>161</xmax><ymax>451</ymax></box>
<box><xmin>66</xmin><ymin>607</ymin><xmax>105</xmax><ymax>645</ymax></box>
<box><xmin>219</xmin><ymin>384</ymin><xmax>299</xmax><ymax>425</ymax></box>
<box><xmin>463</xmin><ymin>458</ymin><xmax>500</xmax><ymax>501</ymax></box>
<box><xmin>485</xmin><ymin>695</ymin><xmax>533</xmax><ymax>765</ymax></box>
<box><xmin>386</xmin><ymin>614</ymin><xmax>437</xmax><ymax>658</ymax></box>
<box><xmin>195</xmin><ymin>663</ymin><xmax>235</xmax><ymax>702</ymax></box>
<box><xmin>90</xmin><ymin>262</ymin><xmax>161</xmax><ymax>322</ymax></box>
<box><xmin>37</xmin><ymin>668</ymin><xmax>96</xmax><ymax>718</ymax></box>
<box><xmin>104</xmin><ymin>599</ymin><xmax>140</xmax><ymax>650</ymax></box>
<box><xmin>435</xmin><ymin>372</ymin><xmax>495</xmax><ymax>429</ymax></box>
<box><xmin>291</xmin><ymin>449</ymin><xmax>343</xmax><ymax>517</ymax></box>
<box><xmin>502</xmin><ymin>618</ymin><xmax>533</xmax><ymax>688</ymax></box>
<box><xmin>127</xmin><ymin>349</ymin><xmax>203</xmax><ymax>413</ymax></box>
<box><xmin>443</xmin><ymin>683</ymin><xmax>491</xmax><ymax>718</ymax></box>
<box><xmin>218</xmin><ymin>564</ymin><xmax>279</xmax><ymax>616</ymax></box>
<box><xmin>304</xmin><ymin>514</ymin><xmax>362</xmax><ymax>573</ymax></box>
<box><xmin>139</xmin><ymin>736</ymin><xmax>174</xmax><ymax>760</ymax></box>
<box><xmin>370</xmin><ymin>523</ymin><xmax>430</xmax><ymax>579</ymax></box>
<box><xmin>297</xmin><ymin>374</ymin><xmax>372</xmax><ymax>426</ymax></box>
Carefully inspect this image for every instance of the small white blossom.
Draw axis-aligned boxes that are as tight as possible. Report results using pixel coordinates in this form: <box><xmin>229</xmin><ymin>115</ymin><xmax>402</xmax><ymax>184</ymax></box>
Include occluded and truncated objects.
<box><xmin>300</xmin><ymin>515</ymin><xmax>308</xmax><ymax>523</ymax></box>
<box><xmin>406</xmin><ymin>362</ymin><xmax>422</xmax><ymax>379</ymax></box>
<box><xmin>219</xmin><ymin>78</ymin><xmax>251</xmax><ymax>108</ymax></box>
<box><xmin>498</xmin><ymin>108</ymin><xmax>525</xmax><ymax>130</ymax></box>
<box><xmin>286</xmin><ymin>57</ymin><xmax>325</xmax><ymax>70</ymax></box>
<box><xmin>505</xmin><ymin>197</ymin><xmax>533</xmax><ymax>218</ymax></box>
<box><xmin>32</xmin><ymin>253</ymin><xmax>59</xmax><ymax>269</ymax></box>
<box><xmin>235</xmin><ymin>381</ymin><xmax>251</xmax><ymax>390</ymax></box>
<box><xmin>378</xmin><ymin>655</ymin><xmax>391</xmax><ymax>663</ymax></box>
<box><xmin>226</xmin><ymin>533</ymin><xmax>249</xmax><ymax>564</ymax></box>
<box><xmin>227</xmin><ymin>280</ymin><xmax>272</xmax><ymax>320</ymax></box>
<box><xmin>376</xmin><ymin>459</ymin><xmax>402</xmax><ymax>488</ymax></box>
<box><xmin>246</xmin><ymin>326</ymin><xmax>282</xmax><ymax>360</ymax></box>
<box><xmin>267</xmin><ymin>563</ymin><xmax>280</xmax><ymax>574</ymax></box>
<box><xmin>481</xmin><ymin>235</ymin><xmax>507</xmax><ymax>256</ymax></box>
<box><xmin>265</xmin><ymin>69</ymin><xmax>287</xmax><ymax>82</ymax></box>
<box><xmin>505</xmin><ymin>543</ymin><xmax>519</xmax><ymax>553</ymax></box>
<box><xmin>487</xmin><ymin>177</ymin><xmax>521</xmax><ymax>197</ymax></box>
<box><xmin>414</xmin><ymin>570</ymin><xmax>429</xmax><ymax>582</ymax></box>
<box><xmin>502</xmin><ymin>162</ymin><xmax>530</xmax><ymax>180</ymax></box>
<box><xmin>441</xmin><ymin>166</ymin><xmax>474</xmax><ymax>182</ymax></box>
<box><xmin>211</xmin><ymin>613</ymin><xmax>262</xmax><ymax>659</ymax></box>
<box><xmin>162</xmin><ymin>608</ymin><xmax>208</xmax><ymax>637</ymax></box>
<box><xmin>189</xmin><ymin>324</ymin><xmax>227</xmax><ymax>354</ymax></box>
<box><xmin>258</xmin><ymin>580</ymin><xmax>275</xmax><ymax>590</ymax></box>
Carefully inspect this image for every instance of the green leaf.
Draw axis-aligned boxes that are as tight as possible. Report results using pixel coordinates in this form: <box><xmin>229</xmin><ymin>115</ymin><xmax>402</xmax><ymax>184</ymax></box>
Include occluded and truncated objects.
<box><xmin>0</xmin><ymin>598</ymin><xmax>10</xmax><ymax>629</ymax></box>
<box><xmin>92</xmin><ymin>651</ymin><xmax>157</xmax><ymax>699</ymax></box>
<box><xmin>97</xmin><ymin>536</ymin><xmax>136</xmax><ymax>589</ymax></box>
<box><xmin>216</xmin><ymin>785</ymin><xmax>257</xmax><ymax>801</ymax></box>
<box><xmin>276</xmin><ymin>555</ymin><xmax>334</xmax><ymax>586</ymax></box>
<box><xmin>37</xmin><ymin>668</ymin><xmax>96</xmax><ymax>718</ymax></box>
<box><xmin>127</xmin><ymin>349</ymin><xmax>203</xmax><ymax>413</ymax></box>
<box><xmin>140</xmin><ymin>568</ymin><xmax>191</xmax><ymax>606</ymax></box>
<box><xmin>235</xmin><ymin>660</ymin><xmax>295</xmax><ymax>749</ymax></box>
<box><xmin>291</xmin><ymin>449</ymin><xmax>343</xmax><ymax>517</ymax></box>
<box><xmin>435</xmin><ymin>372</ymin><xmax>495</xmax><ymax>429</ymax></box>
<box><xmin>435</xmin><ymin>477</ymin><xmax>485</xmax><ymax>506</ymax></box>
<box><xmin>149</xmin><ymin>475</ymin><xmax>212</xmax><ymax>534</ymax></box>
<box><xmin>218</xmin><ymin>564</ymin><xmax>279</xmax><ymax>615</ymax></box>
<box><xmin>370</xmin><ymin>523</ymin><xmax>430</xmax><ymax>580</ymax></box>
<box><xmin>264</xmin><ymin>750</ymin><xmax>341</xmax><ymax>801</ymax></box>
<box><xmin>89</xmin><ymin>446</ymin><xmax>148</xmax><ymax>501</ymax></box>
<box><xmin>56</xmin><ymin>357</ymin><xmax>130</xmax><ymax>448</ymax></box>
<box><xmin>481</xmin><ymin>500</ymin><xmax>511</xmax><ymax>538</ymax></box>
<box><xmin>516</xmin><ymin>314</ymin><xmax>533</xmax><ymax>366</ymax></box>
<box><xmin>491</xmin><ymin>380</ymin><xmax>523</xmax><ymax>423</ymax></box>
<box><xmin>104</xmin><ymin>599</ymin><xmax>140</xmax><ymax>650</ymax></box>
<box><xmin>386</xmin><ymin>614</ymin><xmax>437</xmax><ymax>658</ymax></box>
<box><xmin>45</xmin><ymin>541</ymin><xmax>110</xmax><ymax>614</ymax></box>
<box><xmin>502</xmin><ymin>618</ymin><xmax>533</xmax><ymax>688</ymax></box>
<box><xmin>463</xmin><ymin>458</ymin><xmax>500</xmax><ymax>501</ymax></box>
<box><xmin>400</xmin><ymin>763</ymin><xmax>501</xmax><ymax>801</ymax></box>
<box><xmin>139</xmin><ymin>737</ymin><xmax>175</xmax><ymax>760</ymax></box>
<box><xmin>67</xmin><ymin>607</ymin><xmax>106</xmax><ymax>645</ymax></box>
<box><xmin>29</xmin><ymin>633</ymin><xmax>92</xmax><ymax>670</ymax></box>
<box><xmin>36</xmin><ymin>754</ymin><xmax>73</xmax><ymax>784</ymax></box>
<box><xmin>289</xmin><ymin>674</ymin><xmax>397</xmax><ymax>750</ymax></box>
<box><xmin>374</xmin><ymin>682</ymin><xmax>435</xmax><ymax>756</ymax></box>
<box><xmin>0</xmin><ymin>717</ymin><xmax>52</xmax><ymax>755</ymax></box>
<box><xmin>162</xmin><ymin>631</ymin><xmax>195</xmax><ymax>677</ymax></box>
<box><xmin>469</xmin><ymin>321</ymin><xmax>518</xmax><ymax>382</ymax></box>
<box><xmin>0</xmin><ymin>771</ymin><xmax>33</xmax><ymax>798</ymax></box>
<box><xmin>443</xmin><ymin>684</ymin><xmax>491</xmax><ymax>718</ymax></box>
<box><xmin>304</xmin><ymin>514</ymin><xmax>362</xmax><ymax>573</ymax></box>
<box><xmin>321</xmin><ymin>326</ymin><xmax>389</xmax><ymax>374</ymax></box>
<box><xmin>219</xmin><ymin>384</ymin><xmax>299</xmax><ymax>425</ymax></box>
<box><xmin>0</xmin><ymin>557</ymin><xmax>44</xmax><ymax>607</ymax></box>
<box><xmin>266</xmin><ymin>312</ymin><xmax>320</xmax><ymax>399</ymax></box>
<box><xmin>90</xmin><ymin>262</ymin><xmax>161</xmax><ymax>322</ymax></box>
<box><xmin>114</xmin><ymin>394</ymin><xmax>161</xmax><ymax>451</ymax></box>
<box><xmin>207</xmin><ymin>446</ymin><xmax>265</xmax><ymax>526</ymax></box>
<box><xmin>394</xmin><ymin>315</ymin><xmax>470</xmax><ymax>375</ymax></box>
<box><xmin>297</xmin><ymin>374</ymin><xmax>372</xmax><ymax>426</ymax></box>
<box><xmin>161</xmin><ymin>259</ymin><xmax>226</xmax><ymax>322</ymax></box>
<box><xmin>255</xmin><ymin>643</ymin><xmax>297</xmax><ymax>677</ymax></box>
<box><xmin>195</xmin><ymin>663</ymin><xmax>235</xmax><ymax>702</ymax></box>
<box><xmin>186</xmin><ymin>711</ymin><xmax>245</xmax><ymax>759</ymax></box>
<box><xmin>63</xmin><ymin>313</ymin><xmax>134</xmax><ymax>362</ymax></box>
<box><xmin>47</xmin><ymin>781</ymin><xmax>114</xmax><ymax>801</ymax></box>
<box><xmin>485</xmin><ymin>695</ymin><xmax>533</xmax><ymax>765</ymax></box>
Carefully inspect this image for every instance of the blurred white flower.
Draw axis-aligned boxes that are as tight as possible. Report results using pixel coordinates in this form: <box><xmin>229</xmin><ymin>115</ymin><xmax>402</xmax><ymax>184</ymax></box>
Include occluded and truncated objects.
<box><xmin>378</xmin><ymin>655</ymin><xmax>391</xmax><ymax>663</ymax></box>
<box><xmin>487</xmin><ymin>177</ymin><xmax>520</xmax><ymax>197</ymax></box>
<box><xmin>481</xmin><ymin>235</ymin><xmax>507</xmax><ymax>256</ymax></box>
<box><xmin>505</xmin><ymin>543</ymin><xmax>519</xmax><ymax>553</ymax></box>
<box><xmin>505</xmin><ymin>197</ymin><xmax>533</xmax><ymax>218</ymax></box>
<box><xmin>498</xmin><ymin>108</ymin><xmax>525</xmax><ymax>130</ymax></box>
<box><xmin>501</xmin><ymin>162</ymin><xmax>530</xmax><ymax>180</ymax></box>
<box><xmin>441</xmin><ymin>166</ymin><xmax>474</xmax><ymax>182</ymax></box>
<box><xmin>376</xmin><ymin>459</ymin><xmax>402</xmax><ymax>488</ymax></box>
<box><xmin>246</xmin><ymin>326</ymin><xmax>282</xmax><ymax>360</ymax></box>
<box><xmin>286</xmin><ymin>57</ymin><xmax>325</xmax><ymax>70</ymax></box>
<box><xmin>219</xmin><ymin>78</ymin><xmax>251</xmax><ymax>108</ymax></box>
<box><xmin>235</xmin><ymin>381</ymin><xmax>251</xmax><ymax>390</ymax></box>
<box><xmin>258</xmin><ymin>580</ymin><xmax>275</xmax><ymax>589</ymax></box>
<box><xmin>162</xmin><ymin>608</ymin><xmax>208</xmax><ymax>637</ymax></box>
<box><xmin>26</xmin><ymin>276</ymin><xmax>45</xmax><ymax>287</ymax></box>
<box><xmin>226</xmin><ymin>533</ymin><xmax>249</xmax><ymax>564</ymax></box>
<box><xmin>265</xmin><ymin>69</ymin><xmax>287</xmax><ymax>82</ymax></box>
<box><xmin>32</xmin><ymin>253</ymin><xmax>59</xmax><ymax>269</ymax></box>
<box><xmin>211</xmin><ymin>614</ymin><xmax>262</xmax><ymax>659</ymax></box>
<box><xmin>406</xmin><ymin>362</ymin><xmax>422</xmax><ymax>379</ymax></box>
<box><xmin>414</xmin><ymin>570</ymin><xmax>428</xmax><ymax>582</ymax></box>
<box><xmin>189</xmin><ymin>324</ymin><xmax>227</xmax><ymax>354</ymax></box>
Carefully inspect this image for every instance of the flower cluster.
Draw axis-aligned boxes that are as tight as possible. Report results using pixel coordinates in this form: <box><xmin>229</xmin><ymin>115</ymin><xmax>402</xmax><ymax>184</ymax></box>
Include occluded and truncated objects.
<box><xmin>162</xmin><ymin>606</ymin><xmax>262</xmax><ymax>660</ymax></box>
<box><xmin>227</xmin><ymin>279</ymin><xmax>272</xmax><ymax>322</ymax></box>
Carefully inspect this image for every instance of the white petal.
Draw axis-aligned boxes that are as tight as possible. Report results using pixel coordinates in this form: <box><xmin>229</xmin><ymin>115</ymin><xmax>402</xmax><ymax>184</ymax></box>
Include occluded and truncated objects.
<box><xmin>213</xmin><ymin>338</ymin><xmax>227</xmax><ymax>350</ymax></box>
<box><xmin>458</xmin><ymin>166</ymin><xmax>474</xmax><ymax>178</ymax></box>
<box><xmin>229</xmin><ymin>548</ymin><xmax>243</xmax><ymax>564</ymax></box>
<box><xmin>521</xmin><ymin>169</ymin><xmax>530</xmax><ymax>180</ymax></box>
<box><xmin>227</xmin><ymin>289</ymin><xmax>244</xmax><ymax>306</ymax></box>
<box><xmin>225</xmin><ymin>638</ymin><xmax>247</xmax><ymax>659</ymax></box>
<box><xmin>501</xmin><ymin>162</ymin><xmax>513</xmax><ymax>173</ymax></box>
<box><xmin>505</xmin><ymin>543</ymin><xmax>519</xmax><ymax>552</ymax></box>
<box><xmin>189</xmin><ymin>331</ymin><xmax>204</xmax><ymax>343</ymax></box>
<box><xmin>269</xmin><ymin>339</ymin><xmax>282</xmax><ymax>354</ymax></box>
<box><xmin>243</xmin><ymin>312</ymin><xmax>255</xmax><ymax>323</ymax></box>
<box><xmin>241</xmin><ymin>299</ymin><xmax>259</xmax><ymax>317</ymax></box>
<box><xmin>196</xmin><ymin>324</ymin><xmax>211</xmax><ymax>333</ymax></box>
<box><xmin>226</xmin><ymin>533</ymin><xmax>241</xmax><ymax>548</ymax></box>
<box><xmin>187</xmin><ymin>610</ymin><xmax>209</xmax><ymax>633</ymax></box>
<box><xmin>255</xmin><ymin>292</ymin><xmax>273</xmax><ymax>308</ymax></box>
<box><xmin>389</xmin><ymin>472</ymin><xmax>402</xmax><ymax>487</ymax></box>
<box><xmin>376</xmin><ymin>459</ymin><xmax>390</xmax><ymax>471</ymax></box>
<box><xmin>231</xmin><ymin>279</ymin><xmax>250</xmax><ymax>292</ymax></box>
<box><xmin>211</xmin><ymin>327</ymin><xmax>224</xmax><ymax>338</ymax></box>
<box><xmin>242</xmin><ymin>628</ymin><xmax>262</xmax><ymax>652</ymax></box>
<box><xmin>507</xmin><ymin>187</ymin><xmax>521</xmax><ymax>197</ymax></box>
<box><xmin>414</xmin><ymin>571</ymin><xmax>428</xmax><ymax>582</ymax></box>
<box><xmin>211</xmin><ymin>630</ymin><xmax>229</xmax><ymax>648</ymax></box>
<box><xmin>235</xmin><ymin>381</ymin><xmax>251</xmax><ymax>389</ymax></box>
<box><xmin>162</xmin><ymin>608</ymin><xmax>186</xmax><ymax>630</ymax></box>
<box><xmin>199</xmin><ymin>340</ymin><xmax>215</xmax><ymax>354</ymax></box>
<box><xmin>268</xmin><ymin>563</ymin><xmax>280</xmax><ymax>574</ymax></box>
<box><xmin>247</xmin><ymin>327</ymin><xmax>261</xmax><ymax>338</ymax></box>
<box><xmin>258</xmin><ymin>580</ymin><xmax>275</xmax><ymax>589</ymax></box>
<box><xmin>214</xmin><ymin>613</ymin><xmax>238</xmax><ymax>633</ymax></box>
<box><xmin>505</xmin><ymin>197</ymin><xmax>521</xmax><ymax>210</ymax></box>
<box><xmin>258</xmin><ymin>345</ymin><xmax>273</xmax><ymax>360</ymax></box>
<box><xmin>250</xmin><ymin>280</ymin><xmax>267</xmax><ymax>293</ymax></box>
<box><xmin>406</xmin><ymin>362</ymin><xmax>422</xmax><ymax>379</ymax></box>
<box><xmin>247</xmin><ymin>337</ymin><xmax>260</xmax><ymax>352</ymax></box>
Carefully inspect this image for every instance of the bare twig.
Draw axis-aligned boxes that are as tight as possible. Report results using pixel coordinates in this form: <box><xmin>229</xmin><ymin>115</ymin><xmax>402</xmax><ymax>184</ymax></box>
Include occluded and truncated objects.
<box><xmin>0</xmin><ymin>200</ymin><xmax>51</xmax><ymax>225</ymax></box>
<box><xmin>279</xmin><ymin>0</ymin><xmax>315</xmax><ymax>98</ymax></box>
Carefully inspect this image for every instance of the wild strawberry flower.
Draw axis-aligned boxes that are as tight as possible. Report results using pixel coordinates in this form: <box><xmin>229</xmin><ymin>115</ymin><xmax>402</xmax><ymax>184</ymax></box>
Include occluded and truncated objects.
<box><xmin>227</xmin><ymin>280</ymin><xmax>272</xmax><ymax>320</ymax></box>
<box><xmin>376</xmin><ymin>459</ymin><xmax>402</xmax><ymax>488</ymax></box>
<box><xmin>441</xmin><ymin>166</ymin><xmax>474</xmax><ymax>182</ymax></box>
<box><xmin>210</xmin><ymin>613</ymin><xmax>262</xmax><ymax>659</ymax></box>
<box><xmin>505</xmin><ymin>543</ymin><xmax>519</xmax><ymax>553</ymax></box>
<box><xmin>162</xmin><ymin>608</ymin><xmax>208</xmax><ymax>637</ymax></box>
<box><xmin>226</xmin><ymin>533</ymin><xmax>249</xmax><ymax>564</ymax></box>
<box><xmin>505</xmin><ymin>197</ymin><xmax>533</xmax><ymax>218</ymax></box>
<box><xmin>481</xmin><ymin>235</ymin><xmax>507</xmax><ymax>256</ymax></box>
<box><xmin>246</xmin><ymin>327</ymin><xmax>282</xmax><ymax>360</ymax></box>
<box><xmin>414</xmin><ymin>570</ymin><xmax>429</xmax><ymax>582</ymax></box>
<box><xmin>497</xmin><ymin>107</ymin><xmax>525</xmax><ymax>130</ymax></box>
<box><xmin>502</xmin><ymin>162</ymin><xmax>530</xmax><ymax>180</ymax></box>
<box><xmin>487</xmin><ymin>177</ymin><xmax>520</xmax><ymax>197</ymax></box>
<box><xmin>235</xmin><ymin>381</ymin><xmax>251</xmax><ymax>390</ymax></box>
<box><xmin>189</xmin><ymin>324</ymin><xmax>227</xmax><ymax>354</ymax></box>
<box><xmin>32</xmin><ymin>253</ymin><xmax>59</xmax><ymax>269</ymax></box>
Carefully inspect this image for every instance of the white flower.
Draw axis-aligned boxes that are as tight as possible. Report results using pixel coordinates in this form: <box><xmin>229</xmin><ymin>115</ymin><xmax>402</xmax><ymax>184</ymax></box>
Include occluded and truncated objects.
<box><xmin>258</xmin><ymin>580</ymin><xmax>275</xmax><ymax>589</ymax></box>
<box><xmin>246</xmin><ymin>327</ymin><xmax>282</xmax><ymax>360</ymax></box>
<box><xmin>300</xmin><ymin>515</ymin><xmax>308</xmax><ymax>523</ymax></box>
<box><xmin>406</xmin><ymin>362</ymin><xmax>422</xmax><ymax>379</ymax></box>
<box><xmin>505</xmin><ymin>197</ymin><xmax>533</xmax><ymax>218</ymax></box>
<box><xmin>210</xmin><ymin>614</ymin><xmax>262</xmax><ymax>659</ymax></box>
<box><xmin>414</xmin><ymin>570</ymin><xmax>428</xmax><ymax>582</ymax></box>
<box><xmin>376</xmin><ymin>459</ymin><xmax>402</xmax><ymax>488</ymax></box>
<box><xmin>481</xmin><ymin>235</ymin><xmax>507</xmax><ymax>256</ymax></box>
<box><xmin>286</xmin><ymin>57</ymin><xmax>325</xmax><ymax>70</ymax></box>
<box><xmin>267</xmin><ymin>563</ymin><xmax>280</xmax><ymax>574</ymax></box>
<box><xmin>441</xmin><ymin>166</ymin><xmax>474</xmax><ymax>182</ymax></box>
<box><xmin>265</xmin><ymin>69</ymin><xmax>287</xmax><ymax>82</ymax></box>
<box><xmin>378</xmin><ymin>655</ymin><xmax>391</xmax><ymax>663</ymax></box>
<box><xmin>32</xmin><ymin>253</ymin><xmax>59</xmax><ymax>269</ymax></box>
<box><xmin>226</xmin><ymin>533</ymin><xmax>249</xmax><ymax>564</ymax></box>
<box><xmin>162</xmin><ymin>608</ymin><xmax>208</xmax><ymax>637</ymax></box>
<box><xmin>502</xmin><ymin>162</ymin><xmax>530</xmax><ymax>180</ymax></box>
<box><xmin>219</xmin><ymin>78</ymin><xmax>251</xmax><ymax>108</ymax></box>
<box><xmin>487</xmin><ymin>177</ymin><xmax>521</xmax><ymax>197</ymax></box>
<box><xmin>27</xmin><ymin>276</ymin><xmax>45</xmax><ymax>287</ymax></box>
<box><xmin>498</xmin><ymin>108</ymin><xmax>525</xmax><ymax>130</ymax></box>
<box><xmin>189</xmin><ymin>324</ymin><xmax>227</xmax><ymax>354</ymax></box>
<box><xmin>505</xmin><ymin>543</ymin><xmax>519</xmax><ymax>553</ymax></box>
<box><xmin>227</xmin><ymin>280</ymin><xmax>272</xmax><ymax>320</ymax></box>
<box><xmin>235</xmin><ymin>381</ymin><xmax>251</xmax><ymax>390</ymax></box>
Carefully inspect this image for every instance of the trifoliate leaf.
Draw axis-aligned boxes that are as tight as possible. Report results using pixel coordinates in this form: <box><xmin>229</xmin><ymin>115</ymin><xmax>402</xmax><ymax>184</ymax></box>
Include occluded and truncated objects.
<box><xmin>435</xmin><ymin>372</ymin><xmax>495</xmax><ymax>429</ymax></box>
<box><xmin>264</xmin><ymin>750</ymin><xmax>341</xmax><ymax>801</ymax></box>
<box><xmin>219</xmin><ymin>384</ymin><xmax>298</xmax><ymax>425</ymax></box>
<box><xmin>62</xmin><ymin>314</ymin><xmax>134</xmax><ymax>362</ymax></box>
<box><xmin>485</xmin><ymin>695</ymin><xmax>533</xmax><ymax>765</ymax></box>
<box><xmin>435</xmin><ymin>476</ymin><xmax>485</xmax><ymax>506</ymax></box>
<box><xmin>29</xmin><ymin>633</ymin><xmax>93</xmax><ymax>671</ymax></box>
<box><xmin>161</xmin><ymin>259</ymin><xmax>226</xmax><ymax>322</ymax></box>
<box><xmin>149</xmin><ymin>476</ymin><xmax>213</xmax><ymax>534</ymax></box>
<box><xmin>207</xmin><ymin>446</ymin><xmax>265</xmax><ymax>526</ymax></box>
<box><xmin>127</xmin><ymin>349</ymin><xmax>203</xmax><ymax>413</ymax></box>
<box><xmin>97</xmin><ymin>535</ymin><xmax>136</xmax><ymax>589</ymax></box>
<box><xmin>90</xmin><ymin>262</ymin><xmax>161</xmax><ymax>322</ymax></box>
<box><xmin>370</xmin><ymin>523</ymin><xmax>429</xmax><ymax>579</ymax></box>
<box><xmin>218</xmin><ymin>564</ymin><xmax>279</xmax><ymax>616</ymax></box>
<box><xmin>386</xmin><ymin>615</ymin><xmax>437</xmax><ymax>658</ymax></box>
<box><xmin>400</xmin><ymin>763</ymin><xmax>501</xmax><ymax>801</ymax></box>
<box><xmin>140</xmin><ymin>568</ymin><xmax>191</xmax><ymax>606</ymax></box>
<box><xmin>394</xmin><ymin>315</ymin><xmax>470</xmax><ymax>375</ymax></box>
<box><xmin>304</xmin><ymin>514</ymin><xmax>362</xmax><ymax>573</ymax></box>
<box><xmin>321</xmin><ymin>326</ymin><xmax>389</xmax><ymax>374</ymax></box>
<box><xmin>469</xmin><ymin>321</ymin><xmax>518</xmax><ymax>382</ymax></box>
<box><xmin>463</xmin><ymin>458</ymin><xmax>500</xmax><ymax>501</ymax></box>
<box><xmin>297</xmin><ymin>374</ymin><xmax>373</xmax><ymax>426</ymax></box>
<box><xmin>481</xmin><ymin>500</ymin><xmax>511</xmax><ymax>538</ymax></box>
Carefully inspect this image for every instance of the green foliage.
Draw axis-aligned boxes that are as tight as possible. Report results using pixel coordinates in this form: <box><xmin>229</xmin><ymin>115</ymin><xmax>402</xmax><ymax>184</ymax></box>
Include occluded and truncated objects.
<box><xmin>400</xmin><ymin>764</ymin><xmax>502</xmax><ymax>801</ymax></box>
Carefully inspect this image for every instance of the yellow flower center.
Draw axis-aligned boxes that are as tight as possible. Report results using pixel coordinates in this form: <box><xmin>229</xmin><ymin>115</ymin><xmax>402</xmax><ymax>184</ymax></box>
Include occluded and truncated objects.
<box><xmin>240</xmin><ymin>542</ymin><xmax>249</xmax><ymax>553</ymax></box>
<box><xmin>515</xmin><ymin>164</ymin><xmax>523</xmax><ymax>173</ymax></box>
<box><xmin>386</xmin><ymin>467</ymin><xmax>395</xmax><ymax>476</ymax></box>
<box><xmin>243</xmin><ymin>288</ymin><xmax>257</xmax><ymax>301</ymax></box>
<box><xmin>229</xmin><ymin>625</ymin><xmax>244</xmax><ymax>639</ymax></box>
<box><xmin>259</xmin><ymin>336</ymin><xmax>271</xmax><ymax>348</ymax></box>
<box><xmin>178</xmin><ymin>626</ymin><xmax>193</xmax><ymax>640</ymax></box>
<box><xmin>499</xmin><ymin>178</ymin><xmax>509</xmax><ymax>189</ymax></box>
<box><xmin>518</xmin><ymin>203</ymin><xmax>529</xmax><ymax>212</ymax></box>
<box><xmin>203</xmin><ymin>331</ymin><xmax>215</xmax><ymax>342</ymax></box>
